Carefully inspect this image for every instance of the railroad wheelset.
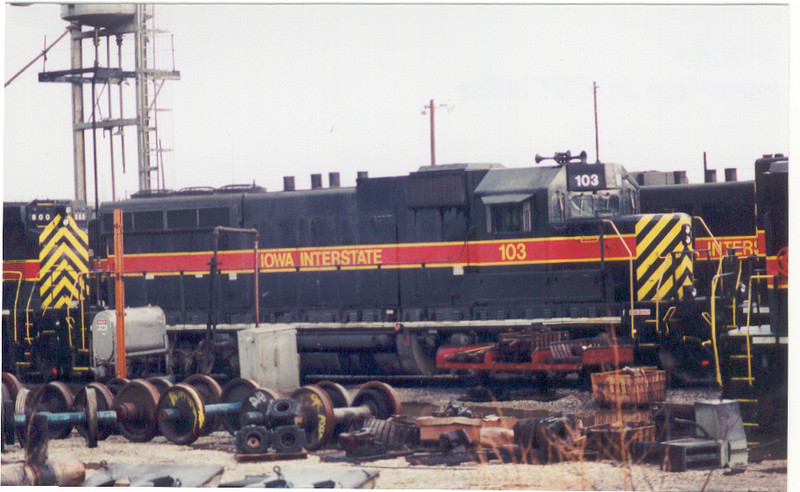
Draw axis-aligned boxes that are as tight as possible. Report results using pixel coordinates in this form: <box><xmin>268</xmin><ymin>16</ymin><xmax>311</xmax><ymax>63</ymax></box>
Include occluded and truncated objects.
<box><xmin>2</xmin><ymin>373</ymin><xmax>402</xmax><ymax>452</ymax></box>
<box><xmin>292</xmin><ymin>380</ymin><xmax>401</xmax><ymax>451</ymax></box>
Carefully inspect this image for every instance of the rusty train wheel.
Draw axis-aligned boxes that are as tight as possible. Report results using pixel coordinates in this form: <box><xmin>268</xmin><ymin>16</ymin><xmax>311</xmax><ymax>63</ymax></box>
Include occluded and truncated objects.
<box><xmin>156</xmin><ymin>383</ymin><xmax>206</xmax><ymax>445</ymax></box>
<box><xmin>183</xmin><ymin>374</ymin><xmax>223</xmax><ymax>435</ymax></box>
<box><xmin>31</xmin><ymin>381</ymin><xmax>75</xmax><ymax>439</ymax></box>
<box><xmin>113</xmin><ymin>379</ymin><xmax>160</xmax><ymax>443</ymax></box>
<box><xmin>73</xmin><ymin>382</ymin><xmax>116</xmax><ymax>441</ymax></box>
<box><xmin>316</xmin><ymin>381</ymin><xmax>351</xmax><ymax>408</ymax></box>
<box><xmin>291</xmin><ymin>384</ymin><xmax>335</xmax><ymax>451</ymax></box>
<box><xmin>220</xmin><ymin>378</ymin><xmax>260</xmax><ymax>435</ymax></box>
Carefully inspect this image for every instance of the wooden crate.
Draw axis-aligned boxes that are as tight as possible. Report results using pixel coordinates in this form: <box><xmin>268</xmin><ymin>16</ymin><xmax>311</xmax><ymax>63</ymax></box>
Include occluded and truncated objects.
<box><xmin>593</xmin><ymin>409</ymin><xmax>652</xmax><ymax>426</ymax></box>
<box><xmin>585</xmin><ymin>422</ymin><xmax>656</xmax><ymax>461</ymax></box>
<box><xmin>591</xmin><ymin>368</ymin><xmax>666</xmax><ymax>407</ymax></box>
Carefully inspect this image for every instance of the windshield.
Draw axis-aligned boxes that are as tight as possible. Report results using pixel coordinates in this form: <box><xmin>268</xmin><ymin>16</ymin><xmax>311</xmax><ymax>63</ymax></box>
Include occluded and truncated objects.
<box><xmin>569</xmin><ymin>192</ymin><xmax>620</xmax><ymax>218</ymax></box>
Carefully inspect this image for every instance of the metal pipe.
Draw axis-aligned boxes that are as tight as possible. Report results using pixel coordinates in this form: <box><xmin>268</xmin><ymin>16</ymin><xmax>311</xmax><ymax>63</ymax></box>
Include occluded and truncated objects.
<box><xmin>4</xmin><ymin>28</ymin><xmax>69</xmax><ymax>87</ymax></box>
<box><xmin>602</xmin><ymin>220</ymin><xmax>635</xmax><ymax>335</ymax></box>
<box><xmin>106</xmin><ymin>36</ymin><xmax>116</xmax><ymax>201</ymax></box>
<box><xmin>429</xmin><ymin>99</ymin><xmax>436</xmax><ymax>166</ymax></box>
<box><xmin>114</xmin><ymin>209</ymin><xmax>126</xmax><ymax>378</ymax></box>
<box><xmin>207</xmin><ymin>226</ymin><xmax>261</xmax><ymax>369</ymax></box>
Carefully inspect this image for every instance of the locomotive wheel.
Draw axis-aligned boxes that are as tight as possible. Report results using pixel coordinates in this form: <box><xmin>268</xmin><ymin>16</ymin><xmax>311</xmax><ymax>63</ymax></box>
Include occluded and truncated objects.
<box><xmin>290</xmin><ymin>385</ymin><xmax>335</xmax><ymax>451</ymax></box>
<box><xmin>113</xmin><ymin>379</ymin><xmax>161</xmax><ymax>443</ymax></box>
<box><xmin>82</xmin><ymin>387</ymin><xmax>99</xmax><ymax>448</ymax></box>
<box><xmin>220</xmin><ymin>378</ymin><xmax>260</xmax><ymax>435</ymax></box>
<box><xmin>395</xmin><ymin>332</ymin><xmax>436</xmax><ymax>375</ymax></box>
<box><xmin>240</xmin><ymin>388</ymin><xmax>282</xmax><ymax>427</ymax></box>
<box><xmin>105</xmin><ymin>377</ymin><xmax>130</xmax><ymax>396</ymax></box>
<box><xmin>2</xmin><ymin>385</ymin><xmax>14</xmax><ymax>446</ymax></box>
<box><xmin>316</xmin><ymin>381</ymin><xmax>351</xmax><ymax>408</ymax></box>
<box><xmin>2</xmin><ymin>372</ymin><xmax>25</xmax><ymax>404</ymax></box>
<box><xmin>351</xmin><ymin>381</ymin><xmax>402</xmax><ymax>420</ymax></box>
<box><xmin>146</xmin><ymin>376</ymin><xmax>174</xmax><ymax>396</ymax></box>
<box><xmin>183</xmin><ymin>374</ymin><xmax>223</xmax><ymax>434</ymax></box>
<box><xmin>13</xmin><ymin>387</ymin><xmax>31</xmax><ymax>446</ymax></box>
<box><xmin>31</xmin><ymin>381</ymin><xmax>75</xmax><ymax>439</ymax></box>
<box><xmin>156</xmin><ymin>383</ymin><xmax>206</xmax><ymax>445</ymax></box>
<box><xmin>73</xmin><ymin>382</ymin><xmax>116</xmax><ymax>441</ymax></box>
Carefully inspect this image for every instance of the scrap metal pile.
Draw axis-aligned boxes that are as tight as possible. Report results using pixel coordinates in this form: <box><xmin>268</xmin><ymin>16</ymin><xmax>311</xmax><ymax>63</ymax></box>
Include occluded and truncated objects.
<box><xmin>1</xmin><ymin>369</ymin><xmax>752</xmax><ymax>486</ymax></box>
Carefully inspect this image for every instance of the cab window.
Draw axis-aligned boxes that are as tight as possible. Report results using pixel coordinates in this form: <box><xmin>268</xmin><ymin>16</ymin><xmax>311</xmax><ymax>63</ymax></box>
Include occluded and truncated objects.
<box><xmin>491</xmin><ymin>204</ymin><xmax>523</xmax><ymax>232</ymax></box>
<box><xmin>570</xmin><ymin>194</ymin><xmax>594</xmax><ymax>218</ymax></box>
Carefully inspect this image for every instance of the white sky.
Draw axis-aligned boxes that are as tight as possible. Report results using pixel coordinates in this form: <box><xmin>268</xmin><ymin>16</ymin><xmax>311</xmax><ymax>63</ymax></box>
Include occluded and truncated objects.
<box><xmin>1</xmin><ymin>2</ymin><xmax>792</xmax><ymax>203</ymax></box>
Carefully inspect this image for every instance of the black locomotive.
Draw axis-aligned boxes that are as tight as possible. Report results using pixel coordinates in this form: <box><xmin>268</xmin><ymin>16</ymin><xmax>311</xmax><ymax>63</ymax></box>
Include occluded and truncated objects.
<box><xmin>2</xmin><ymin>152</ymin><xmax>787</xmax><ymax>430</ymax></box>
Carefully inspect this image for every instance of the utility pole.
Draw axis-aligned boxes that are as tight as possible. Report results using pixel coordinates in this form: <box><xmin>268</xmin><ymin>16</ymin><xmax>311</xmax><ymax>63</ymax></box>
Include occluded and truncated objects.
<box><xmin>429</xmin><ymin>99</ymin><xmax>436</xmax><ymax>166</ymax></box>
<box><xmin>593</xmin><ymin>82</ymin><xmax>600</xmax><ymax>164</ymax></box>
<box><xmin>421</xmin><ymin>99</ymin><xmax>453</xmax><ymax>166</ymax></box>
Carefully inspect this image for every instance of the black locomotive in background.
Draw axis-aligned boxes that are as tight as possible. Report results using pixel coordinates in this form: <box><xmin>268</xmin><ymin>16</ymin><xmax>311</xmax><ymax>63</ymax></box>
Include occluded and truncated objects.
<box><xmin>2</xmin><ymin>152</ymin><xmax>788</xmax><ymax>436</ymax></box>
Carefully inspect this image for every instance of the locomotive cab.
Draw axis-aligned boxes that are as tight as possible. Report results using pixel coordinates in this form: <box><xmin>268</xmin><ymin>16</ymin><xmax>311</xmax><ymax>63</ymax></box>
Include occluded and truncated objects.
<box><xmin>473</xmin><ymin>151</ymin><xmax>640</xmax><ymax>238</ymax></box>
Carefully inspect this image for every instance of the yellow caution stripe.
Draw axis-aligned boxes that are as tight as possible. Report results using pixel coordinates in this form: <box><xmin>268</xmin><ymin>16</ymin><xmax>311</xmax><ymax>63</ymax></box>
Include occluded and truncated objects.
<box><xmin>635</xmin><ymin>213</ymin><xmax>693</xmax><ymax>301</ymax></box>
<box><xmin>38</xmin><ymin>214</ymin><xmax>89</xmax><ymax>308</ymax></box>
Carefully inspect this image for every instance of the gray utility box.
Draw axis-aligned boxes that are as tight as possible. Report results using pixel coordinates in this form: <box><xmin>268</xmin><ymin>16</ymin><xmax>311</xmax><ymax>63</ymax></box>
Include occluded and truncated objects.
<box><xmin>694</xmin><ymin>399</ymin><xmax>748</xmax><ymax>467</ymax></box>
<box><xmin>237</xmin><ymin>324</ymin><xmax>300</xmax><ymax>393</ymax></box>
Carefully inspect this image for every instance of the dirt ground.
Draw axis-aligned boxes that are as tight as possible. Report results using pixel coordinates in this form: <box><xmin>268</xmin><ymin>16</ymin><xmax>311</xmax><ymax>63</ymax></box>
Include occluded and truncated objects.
<box><xmin>2</xmin><ymin>384</ymin><xmax>788</xmax><ymax>490</ymax></box>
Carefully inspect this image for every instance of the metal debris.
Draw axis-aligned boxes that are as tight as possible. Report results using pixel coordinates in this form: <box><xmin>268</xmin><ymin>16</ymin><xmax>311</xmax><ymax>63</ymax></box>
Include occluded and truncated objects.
<box><xmin>81</xmin><ymin>462</ymin><xmax>224</xmax><ymax>487</ymax></box>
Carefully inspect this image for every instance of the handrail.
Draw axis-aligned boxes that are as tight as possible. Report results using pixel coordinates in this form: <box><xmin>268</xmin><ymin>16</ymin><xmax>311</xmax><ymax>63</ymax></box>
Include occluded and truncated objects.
<box><xmin>709</xmin><ymin>268</ymin><xmax>737</xmax><ymax>386</ymax></box>
<box><xmin>602</xmin><ymin>220</ymin><xmax>635</xmax><ymax>335</ymax></box>
<box><xmin>692</xmin><ymin>216</ymin><xmax>722</xmax><ymax>256</ymax></box>
<box><xmin>743</xmin><ymin>275</ymin><xmax>772</xmax><ymax>387</ymax></box>
<box><xmin>24</xmin><ymin>279</ymin><xmax>42</xmax><ymax>344</ymax></box>
<box><xmin>649</xmin><ymin>252</ymin><xmax>675</xmax><ymax>334</ymax></box>
<box><xmin>66</xmin><ymin>270</ymin><xmax>105</xmax><ymax>351</ymax></box>
<box><xmin>709</xmin><ymin>272</ymin><xmax>724</xmax><ymax>385</ymax></box>
<box><xmin>2</xmin><ymin>271</ymin><xmax>23</xmax><ymax>342</ymax></box>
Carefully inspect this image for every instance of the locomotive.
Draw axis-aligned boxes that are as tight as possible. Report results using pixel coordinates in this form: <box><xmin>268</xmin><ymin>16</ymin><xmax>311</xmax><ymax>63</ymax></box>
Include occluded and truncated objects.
<box><xmin>640</xmin><ymin>154</ymin><xmax>788</xmax><ymax>435</ymax></box>
<box><xmin>1</xmin><ymin>152</ymin><xmax>786</xmax><ymax>417</ymax></box>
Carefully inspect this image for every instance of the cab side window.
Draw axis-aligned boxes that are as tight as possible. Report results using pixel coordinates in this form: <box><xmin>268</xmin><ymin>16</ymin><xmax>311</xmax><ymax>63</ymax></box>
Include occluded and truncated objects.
<box><xmin>488</xmin><ymin>201</ymin><xmax>533</xmax><ymax>233</ymax></box>
<box><xmin>491</xmin><ymin>204</ymin><xmax>522</xmax><ymax>232</ymax></box>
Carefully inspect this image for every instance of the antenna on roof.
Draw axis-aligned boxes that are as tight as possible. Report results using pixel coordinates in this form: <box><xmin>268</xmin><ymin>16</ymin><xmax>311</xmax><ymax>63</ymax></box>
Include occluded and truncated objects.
<box><xmin>593</xmin><ymin>82</ymin><xmax>600</xmax><ymax>164</ymax></box>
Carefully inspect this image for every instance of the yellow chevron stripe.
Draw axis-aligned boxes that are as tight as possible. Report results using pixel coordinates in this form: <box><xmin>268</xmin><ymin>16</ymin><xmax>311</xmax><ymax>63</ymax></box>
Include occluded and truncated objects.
<box><xmin>40</xmin><ymin>243</ymin><xmax>88</xmax><ymax>275</ymax></box>
<box><xmin>39</xmin><ymin>216</ymin><xmax>60</xmax><ymax>242</ymax></box>
<box><xmin>40</xmin><ymin>266</ymin><xmax>85</xmax><ymax>294</ymax></box>
<box><xmin>44</xmin><ymin>275</ymin><xmax>82</xmax><ymax>309</ymax></box>
<box><xmin>39</xmin><ymin>226</ymin><xmax>89</xmax><ymax>259</ymax></box>
<box><xmin>50</xmin><ymin>275</ymin><xmax>81</xmax><ymax>297</ymax></box>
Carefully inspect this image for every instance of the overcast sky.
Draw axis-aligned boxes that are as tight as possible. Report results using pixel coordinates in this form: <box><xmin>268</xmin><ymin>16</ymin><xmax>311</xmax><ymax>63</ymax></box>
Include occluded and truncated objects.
<box><xmin>2</xmin><ymin>2</ymin><xmax>792</xmax><ymax>203</ymax></box>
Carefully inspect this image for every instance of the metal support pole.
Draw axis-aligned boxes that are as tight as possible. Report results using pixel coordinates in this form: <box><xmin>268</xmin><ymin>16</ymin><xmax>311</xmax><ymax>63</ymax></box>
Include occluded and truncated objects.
<box><xmin>593</xmin><ymin>81</ymin><xmax>600</xmax><ymax>163</ymax></box>
<box><xmin>114</xmin><ymin>209</ymin><xmax>126</xmax><ymax>378</ymax></box>
<box><xmin>134</xmin><ymin>4</ymin><xmax>152</xmax><ymax>191</ymax></box>
<box><xmin>69</xmin><ymin>22</ymin><xmax>87</xmax><ymax>203</ymax></box>
<box><xmin>429</xmin><ymin>99</ymin><xmax>436</xmax><ymax>166</ymax></box>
